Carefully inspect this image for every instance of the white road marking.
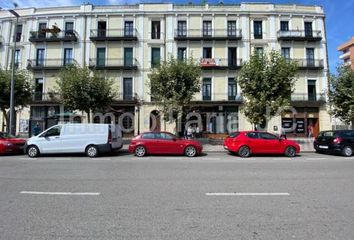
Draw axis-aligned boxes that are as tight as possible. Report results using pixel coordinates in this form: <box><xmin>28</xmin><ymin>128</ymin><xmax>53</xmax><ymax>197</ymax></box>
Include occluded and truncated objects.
<box><xmin>305</xmin><ymin>157</ymin><xmax>327</xmax><ymax>160</ymax></box>
<box><xmin>20</xmin><ymin>191</ymin><xmax>100</xmax><ymax>196</ymax></box>
<box><xmin>205</xmin><ymin>192</ymin><xmax>290</xmax><ymax>196</ymax></box>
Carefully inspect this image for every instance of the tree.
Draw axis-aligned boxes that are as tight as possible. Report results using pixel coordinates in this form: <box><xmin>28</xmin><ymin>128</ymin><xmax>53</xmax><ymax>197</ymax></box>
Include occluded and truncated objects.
<box><xmin>0</xmin><ymin>69</ymin><xmax>33</xmax><ymax>130</ymax></box>
<box><xmin>329</xmin><ymin>65</ymin><xmax>354</xmax><ymax>127</ymax></box>
<box><xmin>56</xmin><ymin>64</ymin><xmax>116</xmax><ymax>122</ymax></box>
<box><xmin>238</xmin><ymin>50</ymin><xmax>298</xmax><ymax>129</ymax></box>
<box><xmin>148</xmin><ymin>56</ymin><xmax>201</xmax><ymax>121</ymax></box>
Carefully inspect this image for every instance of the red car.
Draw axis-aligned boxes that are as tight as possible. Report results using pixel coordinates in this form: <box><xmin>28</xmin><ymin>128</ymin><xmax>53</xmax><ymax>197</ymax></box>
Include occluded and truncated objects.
<box><xmin>0</xmin><ymin>132</ymin><xmax>26</xmax><ymax>155</ymax></box>
<box><xmin>224</xmin><ymin>131</ymin><xmax>300</xmax><ymax>158</ymax></box>
<box><xmin>129</xmin><ymin>131</ymin><xmax>203</xmax><ymax>157</ymax></box>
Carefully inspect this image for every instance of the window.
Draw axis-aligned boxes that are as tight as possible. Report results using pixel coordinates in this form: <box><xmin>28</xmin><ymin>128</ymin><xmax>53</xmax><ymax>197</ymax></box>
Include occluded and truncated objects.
<box><xmin>306</xmin><ymin>48</ymin><xmax>315</xmax><ymax>66</ymax></box>
<box><xmin>203</xmin><ymin>47</ymin><xmax>212</xmax><ymax>58</ymax></box>
<box><xmin>38</xmin><ymin>23</ymin><xmax>47</xmax><ymax>38</ymax></box>
<box><xmin>177</xmin><ymin>47</ymin><xmax>187</xmax><ymax>61</ymax></box>
<box><xmin>123</xmin><ymin>78</ymin><xmax>133</xmax><ymax>100</ymax></box>
<box><xmin>151</xmin><ymin>21</ymin><xmax>161</xmax><ymax>39</ymax></box>
<box><xmin>97</xmin><ymin>21</ymin><xmax>106</xmax><ymax>37</ymax></box>
<box><xmin>254</xmin><ymin>21</ymin><xmax>262</xmax><ymax>39</ymax></box>
<box><xmin>124</xmin><ymin>21</ymin><xmax>134</xmax><ymax>37</ymax></box>
<box><xmin>34</xmin><ymin>78</ymin><xmax>43</xmax><ymax>101</ymax></box>
<box><xmin>16</xmin><ymin>24</ymin><xmax>22</xmax><ymax>42</ymax></box>
<box><xmin>142</xmin><ymin>133</ymin><xmax>156</xmax><ymax>139</ymax></box>
<box><xmin>96</xmin><ymin>48</ymin><xmax>106</xmax><ymax>67</ymax></box>
<box><xmin>227</xmin><ymin>21</ymin><xmax>237</xmax><ymax>36</ymax></box>
<box><xmin>63</xmin><ymin>48</ymin><xmax>73</xmax><ymax>65</ymax></box>
<box><xmin>228</xmin><ymin>47</ymin><xmax>237</xmax><ymax>66</ymax></box>
<box><xmin>203</xmin><ymin>21</ymin><xmax>212</xmax><ymax>37</ymax></box>
<box><xmin>177</xmin><ymin>21</ymin><xmax>187</xmax><ymax>37</ymax></box>
<box><xmin>36</xmin><ymin>49</ymin><xmax>45</xmax><ymax>66</ymax></box>
<box><xmin>255</xmin><ymin>47</ymin><xmax>264</xmax><ymax>55</ymax></box>
<box><xmin>14</xmin><ymin>49</ymin><xmax>20</xmax><ymax>68</ymax></box>
<box><xmin>124</xmin><ymin>48</ymin><xmax>133</xmax><ymax>66</ymax></box>
<box><xmin>151</xmin><ymin>48</ymin><xmax>160</xmax><ymax>67</ymax></box>
<box><xmin>281</xmin><ymin>47</ymin><xmax>290</xmax><ymax>62</ymax></box>
<box><xmin>65</xmin><ymin>22</ymin><xmax>74</xmax><ymax>36</ymax></box>
<box><xmin>228</xmin><ymin>78</ymin><xmax>237</xmax><ymax>100</ymax></box>
<box><xmin>246</xmin><ymin>132</ymin><xmax>259</xmax><ymax>139</ymax></box>
<box><xmin>160</xmin><ymin>133</ymin><xmax>175</xmax><ymax>140</ymax></box>
<box><xmin>280</xmin><ymin>21</ymin><xmax>289</xmax><ymax>31</ymax></box>
<box><xmin>41</xmin><ymin>126</ymin><xmax>61</xmax><ymax>137</ymax></box>
<box><xmin>259</xmin><ymin>132</ymin><xmax>278</xmax><ymax>140</ymax></box>
<box><xmin>202</xmin><ymin>78</ymin><xmax>211</xmax><ymax>101</ymax></box>
<box><xmin>308</xmin><ymin>80</ymin><xmax>316</xmax><ymax>101</ymax></box>
<box><xmin>304</xmin><ymin>22</ymin><xmax>313</xmax><ymax>37</ymax></box>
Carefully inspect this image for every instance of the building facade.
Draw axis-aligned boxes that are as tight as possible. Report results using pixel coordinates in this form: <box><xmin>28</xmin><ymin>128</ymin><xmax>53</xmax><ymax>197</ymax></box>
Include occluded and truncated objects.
<box><xmin>338</xmin><ymin>37</ymin><xmax>354</xmax><ymax>69</ymax></box>
<box><xmin>0</xmin><ymin>3</ymin><xmax>331</xmax><ymax>137</ymax></box>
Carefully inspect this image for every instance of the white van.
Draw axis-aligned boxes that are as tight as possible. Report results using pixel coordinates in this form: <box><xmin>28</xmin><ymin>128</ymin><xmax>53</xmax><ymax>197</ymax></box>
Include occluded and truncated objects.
<box><xmin>25</xmin><ymin>124</ymin><xmax>123</xmax><ymax>158</ymax></box>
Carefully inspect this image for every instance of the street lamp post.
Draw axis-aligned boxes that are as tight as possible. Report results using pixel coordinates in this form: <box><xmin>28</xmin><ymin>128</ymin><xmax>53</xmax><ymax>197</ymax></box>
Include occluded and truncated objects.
<box><xmin>8</xmin><ymin>9</ymin><xmax>20</xmax><ymax>135</ymax></box>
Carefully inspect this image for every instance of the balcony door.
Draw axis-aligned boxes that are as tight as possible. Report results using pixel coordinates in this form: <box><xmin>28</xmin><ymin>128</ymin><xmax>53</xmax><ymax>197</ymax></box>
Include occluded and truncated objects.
<box><xmin>124</xmin><ymin>48</ymin><xmax>133</xmax><ymax>66</ymax></box>
<box><xmin>35</xmin><ymin>78</ymin><xmax>43</xmax><ymax>101</ymax></box>
<box><xmin>308</xmin><ymin>80</ymin><xmax>316</xmax><ymax>101</ymax></box>
<box><xmin>202</xmin><ymin>78</ymin><xmax>212</xmax><ymax>101</ymax></box>
<box><xmin>227</xmin><ymin>21</ymin><xmax>237</xmax><ymax>36</ymax></box>
<box><xmin>123</xmin><ymin>78</ymin><xmax>133</xmax><ymax>101</ymax></box>
<box><xmin>177</xmin><ymin>21</ymin><xmax>187</xmax><ymax>37</ymax></box>
<box><xmin>203</xmin><ymin>21</ymin><xmax>212</xmax><ymax>37</ymax></box>
<box><xmin>96</xmin><ymin>48</ymin><xmax>106</xmax><ymax>67</ymax></box>
<box><xmin>306</xmin><ymin>48</ymin><xmax>315</xmax><ymax>66</ymax></box>
<box><xmin>228</xmin><ymin>47</ymin><xmax>237</xmax><ymax>66</ymax></box>
<box><xmin>151</xmin><ymin>21</ymin><xmax>161</xmax><ymax>39</ymax></box>
<box><xmin>97</xmin><ymin>21</ymin><xmax>106</xmax><ymax>37</ymax></box>
<box><xmin>38</xmin><ymin>23</ymin><xmax>47</xmax><ymax>38</ymax></box>
<box><xmin>64</xmin><ymin>48</ymin><xmax>73</xmax><ymax>65</ymax></box>
<box><xmin>36</xmin><ymin>49</ymin><xmax>45</xmax><ymax>66</ymax></box>
<box><xmin>304</xmin><ymin>22</ymin><xmax>313</xmax><ymax>37</ymax></box>
<box><xmin>65</xmin><ymin>22</ymin><xmax>74</xmax><ymax>36</ymax></box>
<box><xmin>124</xmin><ymin>21</ymin><xmax>134</xmax><ymax>37</ymax></box>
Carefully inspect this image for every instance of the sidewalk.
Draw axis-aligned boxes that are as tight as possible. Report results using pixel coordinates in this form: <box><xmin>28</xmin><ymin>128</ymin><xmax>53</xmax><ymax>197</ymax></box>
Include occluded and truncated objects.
<box><xmin>123</xmin><ymin>137</ymin><xmax>315</xmax><ymax>153</ymax></box>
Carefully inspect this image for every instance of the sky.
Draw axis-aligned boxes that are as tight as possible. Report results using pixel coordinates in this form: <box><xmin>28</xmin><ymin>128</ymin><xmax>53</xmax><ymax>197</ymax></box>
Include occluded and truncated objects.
<box><xmin>1</xmin><ymin>0</ymin><xmax>353</xmax><ymax>73</ymax></box>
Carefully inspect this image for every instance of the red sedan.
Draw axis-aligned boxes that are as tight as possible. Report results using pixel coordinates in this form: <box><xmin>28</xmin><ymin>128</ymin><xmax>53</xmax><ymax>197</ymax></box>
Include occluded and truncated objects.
<box><xmin>224</xmin><ymin>131</ymin><xmax>300</xmax><ymax>158</ymax></box>
<box><xmin>0</xmin><ymin>132</ymin><xmax>26</xmax><ymax>155</ymax></box>
<box><xmin>129</xmin><ymin>131</ymin><xmax>203</xmax><ymax>157</ymax></box>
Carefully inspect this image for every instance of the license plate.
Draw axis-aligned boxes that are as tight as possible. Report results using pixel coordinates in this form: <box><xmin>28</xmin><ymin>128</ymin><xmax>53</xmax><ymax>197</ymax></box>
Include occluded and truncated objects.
<box><xmin>319</xmin><ymin>145</ymin><xmax>328</xmax><ymax>149</ymax></box>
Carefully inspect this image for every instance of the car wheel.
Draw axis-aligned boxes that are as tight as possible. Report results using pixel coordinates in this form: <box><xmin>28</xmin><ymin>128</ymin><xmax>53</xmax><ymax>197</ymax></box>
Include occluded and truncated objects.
<box><xmin>135</xmin><ymin>145</ymin><xmax>146</xmax><ymax>157</ymax></box>
<box><xmin>27</xmin><ymin>145</ymin><xmax>40</xmax><ymax>158</ymax></box>
<box><xmin>285</xmin><ymin>146</ymin><xmax>296</xmax><ymax>158</ymax></box>
<box><xmin>185</xmin><ymin>146</ymin><xmax>197</xmax><ymax>157</ymax></box>
<box><xmin>86</xmin><ymin>145</ymin><xmax>99</xmax><ymax>158</ymax></box>
<box><xmin>238</xmin><ymin>146</ymin><xmax>251</xmax><ymax>158</ymax></box>
<box><xmin>342</xmin><ymin>146</ymin><xmax>353</xmax><ymax>157</ymax></box>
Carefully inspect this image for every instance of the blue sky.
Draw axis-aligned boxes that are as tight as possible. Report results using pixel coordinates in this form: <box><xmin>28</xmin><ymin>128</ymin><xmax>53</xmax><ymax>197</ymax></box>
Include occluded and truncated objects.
<box><xmin>1</xmin><ymin>0</ymin><xmax>353</xmax><ymax>73</ymax></box>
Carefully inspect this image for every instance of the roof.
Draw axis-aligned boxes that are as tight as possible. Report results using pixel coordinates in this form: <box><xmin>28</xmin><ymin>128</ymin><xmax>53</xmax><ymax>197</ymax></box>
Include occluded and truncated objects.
<box><xmin>338</xmin><ymin>37</ymin><xmax>354</xmax><ymax>51</ymax></box>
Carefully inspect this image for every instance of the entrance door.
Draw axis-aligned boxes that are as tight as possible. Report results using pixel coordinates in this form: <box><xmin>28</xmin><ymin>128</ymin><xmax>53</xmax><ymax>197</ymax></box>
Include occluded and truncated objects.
<box><xmin>150</xmin><ymin>111</ymin><xmax>160</xmax><ymax>131</ymax></box>
<box><xmin>307</xmin><ymin>118</ymin><xmax>319</xmax><ymax>137</ymax></box>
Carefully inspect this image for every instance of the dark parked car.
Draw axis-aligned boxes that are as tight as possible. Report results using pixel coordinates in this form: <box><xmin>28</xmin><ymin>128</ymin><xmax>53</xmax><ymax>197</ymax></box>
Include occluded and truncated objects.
<box><xmin>129</xmin><ymin>131</ymin><xmax>203</xmax><ymax>157</ymax></box>
<box><xmin>314</xmin><ymin>130</ymin><xmax>354</xmax><ymax>157</ymax></box>
<box><xmin>224</xmin><ymin>131</ymin><xmax>300</xmax><ymax>158</ymax></box>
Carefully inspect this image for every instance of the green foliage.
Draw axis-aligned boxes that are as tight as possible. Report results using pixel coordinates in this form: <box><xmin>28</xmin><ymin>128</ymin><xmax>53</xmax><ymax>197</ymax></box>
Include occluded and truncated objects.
<box><xmin>329</xmin><ymin>65</ymin><xmax>354</xmax><ymax>125</ymax></box>
<box><xmin>0</xmin><ymin>68</ymin><xmax>33</xmax><ymax>111</ymax></box>
<box><xmin>56</xmin><ymin>64</ymin><xmax>115</xmax><ymax>121</ymax></box>
<box><xmin>148</xmin><ymin>56</ymin><xmax>201</xmax><ymax>118</ymax></box>
<box><xmin>238</xmin><ymin>50</ymin><xmax>298</xmax><ymax>127</ymax></box>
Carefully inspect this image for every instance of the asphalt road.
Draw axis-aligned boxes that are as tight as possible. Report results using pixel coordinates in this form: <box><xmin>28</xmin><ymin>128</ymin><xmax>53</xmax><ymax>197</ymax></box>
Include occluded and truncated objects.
<box><xmin>0</xmin><ymin>152</ymin><xmax>353</xmax><ymax>240</ymax></box>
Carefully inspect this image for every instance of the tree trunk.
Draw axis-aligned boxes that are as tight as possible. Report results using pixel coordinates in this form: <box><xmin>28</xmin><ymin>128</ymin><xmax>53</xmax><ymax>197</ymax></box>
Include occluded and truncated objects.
<box><xmin>351</xmin><ymin>118</ymin><xmax>354</xmax><ymax>130</ymax></box>
<box><xmin>1</xmin><ymin>109</ymin><xmax>9</xmax><ymax>132</ymax></box>
<box><xmin>87</xmin><ymin>110</ymin><xmax>91</xmax><ymax>123</ymax></box>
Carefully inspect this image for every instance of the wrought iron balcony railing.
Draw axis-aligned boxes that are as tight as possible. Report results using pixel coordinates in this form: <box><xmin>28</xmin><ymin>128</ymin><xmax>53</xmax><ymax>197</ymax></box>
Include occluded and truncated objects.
<box><xmin>89</xmin><ymin>58</ymin><xmax>138</xmax><ymax>70</ymax></box>
<box><xmin>27</xmin><ymin>58</ymin><xmax>76</xmax><ymax>71</ymax></box>
<box><xmin>29</xmin><ymin>30</ymin><xmax>78</xmax><ymax>42</ymax></box>
<box><xmin>175</xmin><ymin>29</ymin><xmax>242</xmax><ymax>41</ymax></box>
<box><xmin>199</xmin><ymin>58</ymin><xmax>242</xmax><ymax>70</ymax></box>
<box><xmin>90</xmin><ymin>28</ymin><xmax>138</xmax><ymax>41</ymax></box>
<box><xmin>293</xmin><ymin>59</ymin><xmax>324</xmax><ymax>70</ymax></box>
<box><xmin>277</xmin><ymin>30</ymin><xmax>322</xmax><ymax>41</ymax></box>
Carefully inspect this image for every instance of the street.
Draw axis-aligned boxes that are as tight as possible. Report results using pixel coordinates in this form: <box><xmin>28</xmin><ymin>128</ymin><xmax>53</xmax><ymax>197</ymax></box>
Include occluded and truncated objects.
<box><xmin>0</xmin><ymin>152</ymin><xmax>354</xmax><ymax>240</ymax></box>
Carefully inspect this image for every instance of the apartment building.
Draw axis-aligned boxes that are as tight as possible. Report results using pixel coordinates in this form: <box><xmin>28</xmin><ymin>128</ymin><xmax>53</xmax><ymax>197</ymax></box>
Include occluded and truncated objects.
<box><xmin>338</xmin><ymin>37</ymin><xmax>354</xmax><ymax>69</ymax></box>
<box><xmin>0</xmin><ymin>3</ymin><xmax>331</xmax><ymax>137</ymax></box>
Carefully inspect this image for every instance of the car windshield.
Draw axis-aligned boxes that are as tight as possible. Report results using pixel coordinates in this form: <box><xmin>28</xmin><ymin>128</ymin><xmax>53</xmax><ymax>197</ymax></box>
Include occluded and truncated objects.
<box><xmin>0</xmin><ymin>132</ymin><xmax>16</xmax><ymax>139</ymax></box>
<box><xmin>228</xmin><ymin>132</ymin><xmax>240</xmax><ymax>138</ymax></box>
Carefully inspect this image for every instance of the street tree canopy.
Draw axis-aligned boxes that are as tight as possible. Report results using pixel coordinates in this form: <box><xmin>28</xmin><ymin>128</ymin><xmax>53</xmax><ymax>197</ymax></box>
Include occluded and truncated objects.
<box><xmin>0</xmin><ymin>69</ymin><xmax>32</xmax><ymax>128</ymax></box>
<box><xmin>329</xmin><ymin>65</ymin><xmax>354</xmax><ymax>126</ymax></box>
<box><xmin>238</xmin><ymin>50</ymin><xmax>298</xmax><ymax>128</ymax></box>
<box><xmin>148</xmin><ymin>56</ymin><xmax>201</xmax><ymax>119</ymax></box>
<box><xmin>56</xmin><ymin>64</ymin><xmax>116</xmax><ymax>122</ymax></box>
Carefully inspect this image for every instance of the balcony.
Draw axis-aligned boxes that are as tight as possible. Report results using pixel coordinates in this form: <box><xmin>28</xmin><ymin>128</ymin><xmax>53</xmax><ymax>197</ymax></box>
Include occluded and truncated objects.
<box><xmin>90</xmin><ymin>29</ymin><xmax>138</xmax><ymax>41</ymax></box>
<box><xmin>199</xmin><ymin>58</ymin><xmax>242</xmax><ymax>70</ymax></box>
<box><xmin>113</xmin><ymin>92</ymin><xmax>139</xmax><ymax>104</ymax></box>
<box><xmin>294</xmin><ymin>59</ymin><xmax>324</xmax><ymax>70</ymax></box>
<box><xmin>277</xmin><ymin>30</ymin><xmax>322</xmax><ymax>42</ymax></box>
<box><xmin>290</xmin><ymin>93</ymin><xmax>326</xmax><ymax>107</ymax></box>
<box><xmin>29</xmin><ymin>31</ymin><xmax>78</xmax><ymax>43</ymax></box>
<box><xmin>195</xmin><ymin>93</ymin><xmax>243</xmax><ymax>104</ymax></box>
<box><xmin>27</xmin><ymin>59</ymin><xmax>75</xmax><ymax>71</ymax></box>
<box><xmin>32</xmin><ymin>92</ymin><xmax>60</xmax><ymax>103</ymax></box>
<box><xmin>89</xmin><ymin>58</ymin><xmax>138</xmax><ymax>70</ymax></box>
<box><xmin>174</xmin><ymin>29</ymin><xmax>242</xmax><ymax>41</ymax></box>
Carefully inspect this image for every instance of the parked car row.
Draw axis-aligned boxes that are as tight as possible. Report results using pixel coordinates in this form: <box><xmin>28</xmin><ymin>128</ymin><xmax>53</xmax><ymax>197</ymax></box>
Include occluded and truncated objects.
<box><xmin>1</xmin><ymin>124</ymin><xmax>353</xmax><ymax>158</ymax></box>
